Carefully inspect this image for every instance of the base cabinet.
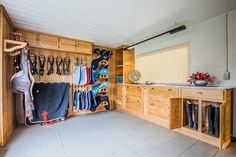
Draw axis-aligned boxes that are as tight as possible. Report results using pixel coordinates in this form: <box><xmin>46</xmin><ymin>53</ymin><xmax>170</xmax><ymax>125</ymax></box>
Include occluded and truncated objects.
<box><xmin>117</xmin><ymin>84</ymin><xmax>232</xmax><ymax>150</ymax></box>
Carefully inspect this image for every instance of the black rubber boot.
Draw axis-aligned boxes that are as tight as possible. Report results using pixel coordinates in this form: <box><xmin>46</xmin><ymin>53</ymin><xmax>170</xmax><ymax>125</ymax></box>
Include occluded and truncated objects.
<box><xmin>214</xmin><ymin>106</ymin><xmax>220</xmax><ymax>137</ymax></box>
<box><xmin>208</xmin><ymin>105</ymin><xmax>214</xmax><ymax>135</ymax></box>
<box><xmin>193</xmin><ymin>104</ymin><xmax>198</xmax><ymax>130</ymax></box>
<box><xmin>185</xmin><ymin>101</ymin><xmax>193</xmax><ymax>128</ymax></box>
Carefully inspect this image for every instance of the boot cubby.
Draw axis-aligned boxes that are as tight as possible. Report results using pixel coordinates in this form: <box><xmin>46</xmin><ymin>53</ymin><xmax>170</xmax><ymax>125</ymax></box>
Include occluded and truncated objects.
<box><xmin>182</xmin><ymin>98</ymin><xmax>199</xmax><ymax>132</ymax></box>
<box><xmin>201</xmin><ymin>101</ymin><xmax>221</xmax><ymax>138</ymax></box>
<box><xmin>179</xmin><ymin>89</ymin><xmax>232</xmax><ymax>149</ymax></box>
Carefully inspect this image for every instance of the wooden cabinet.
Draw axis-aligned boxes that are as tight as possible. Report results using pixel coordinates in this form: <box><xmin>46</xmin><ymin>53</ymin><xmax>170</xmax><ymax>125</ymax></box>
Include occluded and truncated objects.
<box><xmin>145</xmin><ymin>87</ymin><xmax>180</xmax><ymax>128</ymax></box>
<box><xmin>179</xmin><ymin>88</ymin><xmax>232</xmax><ymax>149</ymax></box>
<box><xmin>19</xmin><ymin>30</ymin><xmax>38</xmax><ymax>47</ymax></box>
<box><xmin>59</xmin><ymin>38</ymin><xmax>76</xmax><ymax>52</ymax></box>
<box><xmin>76</xmin><ymin>41</ymin><xmax>92</xmax><ymax>54</ymax></box>
<box><xmin>124</xmin><ymin>85</ymin><xmax>143</xmax><ymax>115</ymax></box>
<box><xmin>115</xmin><ymin>84</ymin><xmax>124</xmax><ymax>111</ymax></box>
<box><xmin>17</xmin><ymin>30</ymin><xmax>92</xmax><ymax>54</ymax></box>
<box><xmin>120</xmin><ymin>84</ymin><xmax>232</xmax><ymax>149</ymax></box>
<box><xmin>38</xmin><ymin>34</ymin><xmax>58</xmax><ymax>49</ymax></box>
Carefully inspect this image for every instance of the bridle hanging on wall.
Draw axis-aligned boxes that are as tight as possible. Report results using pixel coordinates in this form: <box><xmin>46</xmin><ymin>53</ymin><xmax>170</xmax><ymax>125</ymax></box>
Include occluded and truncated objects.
<box><xmin>29</xmin><ymin>52</ymin><xmax>38</xmax><ymax>75</ymax></box>
<box><xmin>62</xmin><ymin>56</ymin><xmax>71</xmax><ymax>75</ymax></box>
<box><xmin>56</xmin><ymin>56</ymin><xmax>63</xmax><ymax>75</ymax></box>
<box><xmin>47</xmin><ymin>55</ymin><xmax>54</xmax><ymax>75</ymax></box>
<box><xmin>38</xmin><ymin>54</ymin><xmax>46</xmax><ymax>76</ymax></box>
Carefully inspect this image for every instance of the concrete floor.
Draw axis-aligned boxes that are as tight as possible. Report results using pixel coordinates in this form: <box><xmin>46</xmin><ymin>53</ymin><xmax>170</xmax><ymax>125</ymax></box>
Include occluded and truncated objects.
<box><xmin>1</xmin><ymin>111</ymin><xmax>236</xmax><ymax>157</ymax></box>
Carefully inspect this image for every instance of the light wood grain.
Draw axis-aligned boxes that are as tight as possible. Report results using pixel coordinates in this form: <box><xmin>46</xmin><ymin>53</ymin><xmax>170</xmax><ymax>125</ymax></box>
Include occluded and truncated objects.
<box><xmin>0</xmin><ymin>5</ymin><xmax>16</xmax><ymax>146</ymax></box>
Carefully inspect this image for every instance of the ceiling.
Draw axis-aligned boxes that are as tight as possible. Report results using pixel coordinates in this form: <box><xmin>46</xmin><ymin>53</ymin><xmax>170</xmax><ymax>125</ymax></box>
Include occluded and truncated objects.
<box><xmin>0</xmin><ymin>0</ymin><xmax>236</xmax><ymax>48</ymax></box>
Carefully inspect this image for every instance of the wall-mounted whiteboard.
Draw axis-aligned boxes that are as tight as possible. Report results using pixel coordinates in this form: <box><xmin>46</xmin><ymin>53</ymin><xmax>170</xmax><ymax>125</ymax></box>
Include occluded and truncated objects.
<box><xmin>135</xmin><ymin>43</ymin><xmax>189</xmax><ymax>83</ymax></box>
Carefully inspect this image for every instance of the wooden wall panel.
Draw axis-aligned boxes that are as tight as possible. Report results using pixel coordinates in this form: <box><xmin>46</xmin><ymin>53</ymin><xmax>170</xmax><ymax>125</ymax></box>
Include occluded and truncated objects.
<box><xmin>0</xmin><ymin>5</ymin><xmax>16</xmax><ymax>146</ymax></box>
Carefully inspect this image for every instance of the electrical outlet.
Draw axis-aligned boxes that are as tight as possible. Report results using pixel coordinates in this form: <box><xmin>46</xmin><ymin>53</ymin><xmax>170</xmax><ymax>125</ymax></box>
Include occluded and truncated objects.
<box><xmin>223</xmin><ymin>72</ymin><xmax>230</xmax><ymax>80</ymax></box>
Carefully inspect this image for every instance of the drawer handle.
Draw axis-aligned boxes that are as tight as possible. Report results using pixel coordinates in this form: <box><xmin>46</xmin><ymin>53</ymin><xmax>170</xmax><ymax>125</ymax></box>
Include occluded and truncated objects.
<box><xmin>137</xmin><ymin>100</ymin><xmax>140</xmax><ymax>102</ymax></box>
<box><xmin>168</xmin><ymin>89</ymin><xmax>172</xmax><ymax>91</ymax></box>
<box><xmin>150</xmin><ymin>103</ymin><xmax>154</xmax><ymax>106</ymax></box>
<box><xmin>197</xmin><ymin>92</ymin><xmax>203</xmax><ymax>95</ymax></box>
<box><xmin>151</xmin><ymin>88</ymin><xmax>154</xmax><ymax>90</ymax></box>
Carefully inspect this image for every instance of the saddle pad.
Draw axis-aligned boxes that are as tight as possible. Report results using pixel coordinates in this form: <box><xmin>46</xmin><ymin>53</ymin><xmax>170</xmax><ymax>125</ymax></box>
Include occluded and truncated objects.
<box><xmin>30</xmin><ymin>83</ymin><xmax>70</xmax><ymax>123</ymax></box>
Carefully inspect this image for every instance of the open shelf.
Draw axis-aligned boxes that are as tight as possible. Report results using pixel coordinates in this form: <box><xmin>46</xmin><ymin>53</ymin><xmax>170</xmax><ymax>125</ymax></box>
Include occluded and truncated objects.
<box><xmin>201</xmin><ymin>101</ymin><xmax>221</xmax><ymax>138</ymax></box>
<box><xmin>182</xmin><ymin>98</ymin><xmax>199</xmax><ymax>132</ymax></box>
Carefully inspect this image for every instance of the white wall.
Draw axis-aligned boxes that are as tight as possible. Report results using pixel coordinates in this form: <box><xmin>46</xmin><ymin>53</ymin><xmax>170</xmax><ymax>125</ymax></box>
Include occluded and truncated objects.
<box><xmin>135</xmin><ymin>9</ymin><xmax>236</xmax><ymax>86</ymax></box>
<box><xmin>134</xmin><ymin>9</ymin><xmax>236</xmax><ymax>136</ymax></box>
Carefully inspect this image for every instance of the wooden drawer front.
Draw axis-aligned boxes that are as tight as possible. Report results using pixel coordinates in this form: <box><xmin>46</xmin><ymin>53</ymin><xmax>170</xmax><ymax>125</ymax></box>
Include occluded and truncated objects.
<box><xmin>20</xmin><ymin>31</ymin><xmax>38</xmax><ymax>47</ymax></box>
<box><xmin>59</xmin><ymin>38</ymin><xmax>76</xmax><ymax>51</ymax></box>
<box><xmin>149</xmin><ymin>87</ymin><xmax>178</xmax><ymax>99</ymax></box>
<box><xmin>126</xmin><ymin>97</ymin><xmax>142</xmax><ymax>110</ymax></box>
<box><xmin>147</xmin><ymin>105</ymin><xmax>169</xmax><ymax>119</ymax></box>
<box><xmin>39</xmin><ymin>35</ymin><xmax>58</xmax><ymax>49</ymax></box>
<box><xmin>116</xmin><ymin>85</ymin><xmax>123</xmax><ymax>99</ymax></box>
<box><xmin>76</xmin><ymin>41</ymin><xmax>92</xmax><ymax>54</ymax></box>
<box><xmin>148</xmin><ymin>99</ymin><xmax>170</xmax><ymax>110</ymax></box>
<box><xmin>182</xmin><ymin>88</ymin><xmax>224</xmax><ymax>101</ymax></box>
<box><xmin>126</xmin><ymin>86</ymin><xmax>141</xmax><ymax>97</ymax></box>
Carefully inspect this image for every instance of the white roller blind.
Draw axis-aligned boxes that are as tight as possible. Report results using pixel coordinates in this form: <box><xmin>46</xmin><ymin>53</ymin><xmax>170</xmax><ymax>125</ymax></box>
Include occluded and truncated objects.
<box><xmin>135</xmin><ymin>44</ymin><xmax>189</xmax><ymax>83</ymax></box>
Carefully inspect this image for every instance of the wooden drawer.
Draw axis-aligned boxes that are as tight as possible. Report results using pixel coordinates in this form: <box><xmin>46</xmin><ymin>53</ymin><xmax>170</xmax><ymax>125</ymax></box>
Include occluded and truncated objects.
<box><xmin>116</xmin><ymin>85</ymin><xmax>123</xmax><ymax>99</ymax></box>
<box><xmin>20</xmin><ymin>31</ymin><xmax>38</xmax><ymax>47</ymax></box>
<box><xmin>39</xmin><ymin>35</ymin><xmax>58</xmax><ymax>49</ymax></box>
<box><xmin>76</xmin><ymin>41</ymin><xmax>92</xmax><ymax>54</ymax></box>
<box><xmin>126</xmin><ymin>86</ymin><xmax>141</xmax><ymax>97</ymax></box>
<box><xmin>149</xmin><ymin>87</ymin><xmax>178</xmax><ymax>98</ymax></box>
<box><xmin>148</xmin><ymin>99</ymin><xmax>170</xmax><ymax>110</ymax></box>
<box><xmin>59</xmin><ymin>38</ymin><xmax>76</xmax><ymax>52</ymax></box>
<box><xmin>147</xmin><ymin>105</ymin><xmax>169</xmax><ymax>119</ymax></box>
<box><xmin>182</xmin><ymin>88</ymin><xmax>224</xmax><ymax>101</ymax></box>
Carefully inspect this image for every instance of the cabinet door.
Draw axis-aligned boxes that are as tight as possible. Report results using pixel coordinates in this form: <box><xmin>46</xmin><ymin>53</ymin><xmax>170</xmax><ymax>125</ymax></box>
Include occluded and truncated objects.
<box><xmin>38</xmin><ymin>35</ymin><xmax>58</xmax><ymax>49</ymax></box>
<box><xmin>59</xmin><ymin>38</ymin><xmax>76</xmax><ymax>52</ymax></box>
<box><xmin>116</xmin><ymin>85</ymin><xmax>123</xmax><ymax>99</ymax></box>
<box><xmin>20</xmin><ymin>31</ymin><xmax>38</xmax><ymax>47</ymax></box>
<box><xmin>76</xmin><ymin>41</ymin><xmax>92</xmax><ymax>54</ymax></box>
<box><xmin>147</xmin><ymin>104</ymin><xmax>169</xmax><ymax>119</ymax></box>
<box><xmin>126</xmin><ymin>96</ymin><xmax>142</xmax><ymax>114</ymax></box>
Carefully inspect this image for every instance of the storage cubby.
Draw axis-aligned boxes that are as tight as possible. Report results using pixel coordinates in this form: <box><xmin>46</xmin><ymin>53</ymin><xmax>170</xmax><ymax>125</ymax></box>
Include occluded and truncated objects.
<box><xmin>182</xmin><ymin>98</ymin><xmax>199</xmax><ymax>132</ymax></box>
<box><xmin>201</xmin><ymin>101</ymin><xmax>222</xmax><ymax>138</ymax></box>
<box><xmin>179</xmin><ymin>89</ymin><xmax>232</xmax><ymax>149</ymax></box>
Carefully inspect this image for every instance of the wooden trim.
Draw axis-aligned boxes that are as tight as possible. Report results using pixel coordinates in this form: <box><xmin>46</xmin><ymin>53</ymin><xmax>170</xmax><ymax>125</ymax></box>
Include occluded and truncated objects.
<box><xmin>0</xmin><ymin>5</ymin><xmax>4</xmax><ymax>146</ymax></box>
<box><xmin>0</xmin><ymin>5</ymin><xmax>15</xmax><ymax>31</ymax></box>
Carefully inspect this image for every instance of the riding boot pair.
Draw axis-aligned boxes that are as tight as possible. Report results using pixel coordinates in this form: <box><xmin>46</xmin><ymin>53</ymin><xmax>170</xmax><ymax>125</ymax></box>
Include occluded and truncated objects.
<box><xmin>207</xmin><ymin>105</ymin><xmax>220</xmax><ymax>137</ymax></box>
<box><xmin>185</xmin><ymin>101</ymin><xmax>198</xmax><ymax>129</ymax></box>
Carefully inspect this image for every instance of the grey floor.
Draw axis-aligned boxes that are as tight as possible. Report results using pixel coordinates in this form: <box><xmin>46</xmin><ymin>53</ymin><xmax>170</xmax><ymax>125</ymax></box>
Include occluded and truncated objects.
<box><xmin>1</xmin><ymin>111</ymin><xmax>236</xmax><ymax>157</ymax></box>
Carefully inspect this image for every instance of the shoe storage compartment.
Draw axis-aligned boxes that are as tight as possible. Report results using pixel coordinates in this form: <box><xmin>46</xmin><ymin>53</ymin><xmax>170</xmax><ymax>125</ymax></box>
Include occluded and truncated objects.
<box><xmin>201</xmin><ymin>101</ymin><xmax>221</xmax><ymax>138</ymax></box>
<box><xmin>182</xmin><ymin>98</ymin><xmax>199</xmax><ymax>132</ymax></box>
<box><xmin>178</xmin><ymin>88</ymin><xmax>232</xmax><ymax>150</ymax></box>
